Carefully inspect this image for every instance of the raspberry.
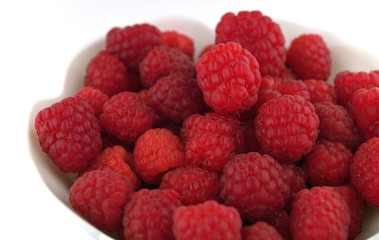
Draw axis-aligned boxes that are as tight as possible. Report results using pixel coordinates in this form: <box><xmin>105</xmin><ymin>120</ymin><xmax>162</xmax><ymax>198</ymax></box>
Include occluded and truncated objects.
<box><xmin>215</xmin><ymin>10</ymin><xmax>286</xmax><ymax>77</ymax></box>
<box><xmin>314</xmin><ymin>101</ymin><xmax>362</xmax><ymax>151</ymax></box>
<box><xmin>334</xmin><ymin>70</ymin><xmax>379</xmax><ymax>109</ymax></box>
<box><xmin>84</xmin><ymin>50</ymin><xmax>135</xmax><ymax>96</ymax></box>
<box><xmin>148</xmin><ymin>74</ymin><xmax>205</xmax><ymax>123</ymax></box>
<box><xmin>290</xmin><ymin>187</ymin><xmax>350</xmax><ymax>240</ymax></box>
<box><xmin>69</xmin><ymin>170</ymin><xmax>133</xmax><ymax>232</ymax></box>
<box><xmin>75</xmin><ymin>86</ymin><xmax>109</xmax><ymax>117</ymax></box>
<box><xmin>220</xmin><ymin>152</ymin><xmax>290</xmax><ymax>222</ymax></box>
<box><xmin>80</xmin><ymin>146</ymin><xmax>139</xmax><ymax>190</ymax></box>
<box><xmin>173</xmin><ymin>200</ymin><xmax>242</xmax><ymax>240</ymax></box>
<box><xmin>333</xmin><ymin>185</ymin><xmax>365</xmax><ymax>239</ymax></box>
<box><xmin>133</xmin><ymin>128</ymin><xmax>185</xmax><ymax>184</ymax></box>
<box><xmin>350</xmin><ymin>137</ymin><xmax>379</xmax><ymax>208</ymax></box>
<box><xmin>123</xmin><ymin>189</ymin><xmax>181</xmax><ymax>240</ymax></box>
<box><xmin>241</xmin><ymin>88</ymin><xmax>282</xmax><ymax>120</ymax></box>
<box><xmin>260</xmin><ymin>76</ymin><xmax>310</xmax><ymax>101</ymax></box>
<box><xmin>196</xmin><ymin>42</ymin><xmax>261</xmax><ymax>114</ymax></box>
<box><xmin>99</xmin><ymin>92</ymin><xmax>155</xmax><ymax>144</ymax></box>
<box><xmin>281</xmin><ymin>163</ymin><xmax>307</xmax><ymax>211</ymax></box>
<box><xmin>162</xmin><ymin>30</ymin><xmax>194</xmax><ymax>59</ymax></box>
<box><xmin>264</xmin><ymin>211</ymin><xmax>291</xmax><ymax>240</ymax></box>
<box><xmin>350</xmin><ymin>87</ymin><xmax>379</xmax><ymax>138</ymax></box>
<box><xmin>182</xmin><ymin>113</ymin><xmax>245</xmax><ymax>172</ymax></box>
<box><xmin>254</xmin><ymin>95</ymin><xmax>319</xmax><ymax>163</ymax></box>
<box><xmin>286</xmin><ymin>34</ymin><xmax>331</xmax><ymax>81</ymax></box>
<box><xmin>139</xmin><ymin>46</ymin><xmax>195</xmax><ymax>88</ymax></box>
<box><xmin>303</xmin><ymin>140</ymin><xmax>352</xmax><ymax>186</ymax></box>
<box><xmin>159</xmin><ymin>166</ymin><xmax>220</xmax><ymax>205</ymax></box>
<box><xmin>303</xmin><ymin>79</ymin><xmax>337</xmax><ymax>104</ymax></box>
<box><xmin>106</xmin><ymin>23</ymin><xmax>162</xmax><ymax>73</ymax></box>
<box><xmin>242</xmin><ymin>222</ymin><xmax>283</xmax><ymax>240</ymax></box>
<box><xmin>34</xmin><ymin>96</ymin><xmax>102</xmax><ymax>173</ymax></box>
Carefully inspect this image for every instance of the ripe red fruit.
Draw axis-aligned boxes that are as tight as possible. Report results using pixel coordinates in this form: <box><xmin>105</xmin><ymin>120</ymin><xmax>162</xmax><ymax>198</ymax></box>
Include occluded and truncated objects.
<box><xmin>75</xmin><ymin>86</ymin><xmax>109</xmax><ymax>117</ymax></box>
<box><xmin>162</xmin><ymin>30</ymin><xmax>194</xmax><ymax>59</ymax></box>
<box><xmin>303</xmin><ymin>79</ymin><xmax>337</xmax><ymax>104</ymax></box>
<box><xmin>196</xmin><ymin>42</ymin><xmax>261</xmax><ymax>114</ymax></box>
<box><xmin>242</xmin><ymin>222</ymin><xmax>283</xmax><ymax>240</ymax></box>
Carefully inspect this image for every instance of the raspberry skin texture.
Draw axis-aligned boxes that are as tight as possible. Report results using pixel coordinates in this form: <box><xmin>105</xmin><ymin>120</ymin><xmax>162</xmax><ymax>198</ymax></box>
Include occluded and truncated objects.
<box><xmin>182</xmin><ymin>113</ymin><xmax>245</xmax><ymax>172</ymax></box>
<box><xmin>139</xmin><ymin>45</ymin><xmax>195</xmax><ymax>88</ymax></box>
<box><xmin>159</xmin><ymin>166</ymin><xmax>221</xmax><ymax>205</ymax></box>
<box><xmin>148</xmin><ymin>74</ymin><xmax>205</xmax><ymax>123</ymax></box>
<box><xmin>303</xmin><ymin>140</ymin><xmax>352</xmax><ymax>186</ymax></box>
<box><xmin>84</xmin><ymin>50</ymin><xmax>134</xmax><ymax>97</ymax></box>
<box><xmin>123</xmin><ymin>189</ymin><xmax>181</xmax><ymax>240</ymax></box>
<box><xmin>350</xmin><ymin>87</ymin><xmax>379</xmax><ymax>138</ymax></box>
<box><xmin>173</xmin><ymin>200</ymin><xmax>242</xmax><ymax>240</ymax></box>
<box><xmin>133</xmin><ymin>128</ymin><xmax>185</xmax><ymax>184</ymax></box>
<box><xmin>286</xmin><ymin>34</ymin><xmax>331</xmax><ymax>81</ymax></box>
<box><xmin>303</xmin><ymin>79</ymin><xmax>337</xmax><ymax>104</ymax></box>
<box><xmin>99</xmin><ymin>92</ymin><xmax>155</xmax><ymax>144</ymax></box>
<box><xmin>333</xmin><ymin>185</ymin><xmax>365</xmax><ymax>239</ymax></box>
<box><xmin>196</xmin><ymin>42</ymin><xmax>261</xmax><ymax>114</ymax></box>
<box><xmin>80</xmin><ymin>145</ymin><xmax>139</xmax><ymax>190</ymax></box>
<box><xmin>34</xmin><ymin>96</ymin><xmax>102</xmax><ymax>173</ymax></box>
<box><xmin>215</xmin><ymin>11</ymin><xmax>286</xmax><ymax>77</ymax></box>
<box><xmin>69</xmin><ymin>170</ymin><xmax>133</xmax><ymax>232</ymax></box>
<box><xmin>281</xmin><ymin>163</ymin><xmax>307</xmax><ymax>211</ymax></box>
<box><xmin>75</xmin><ymin>86</ymin><xmax>109</xmax><ymax>117</ymax></box>
<box><xmin>242</xmin><ymin>222</ymin><xmax>283</xmax><ymax>240</ymax></box>
<box><xmin>264</xmin><ymin>211</ymin><xmax>291</xmax><ymax>240</ymax></box>
<box><xmin>350</xmin><ymin>137</ymin><xmax>379</xmax><ymax>208</ymax></box>
<box><xmin>254</xmin><ymin>95</ymin><xmax>319</xmax><ymax>163</ymax></box>
<box><xmin>162</xmin><ymin>31</ymin><xmax>194</xmax><ymax>59</ymax></box>
<box><xmin>314</xmin><ymin>101</ymin><xmax>362</xmax><ymax>151</ymax></box>
<box><xmin>106</xmin><ymin>23</ymin><xmax>162</xmax><ymax>73</ymax></box>
<box><xmin>220</xmin><ymin>152</ymin><xmax>290</xmax><ymax>222</ymax></box>
<box><xmin>260</xmin><ymin>76</ymin><xmax>310</xmax><ymax>101</ymax></box>
<box><xmin>334</xmin><ymin>70</ymin><xmax>379</xmax><ymax>109</ymax></box>
<box><xmin>290</xmin><ymin>187</ymin><xmax>350</xmax><ymax>240</ymax></box>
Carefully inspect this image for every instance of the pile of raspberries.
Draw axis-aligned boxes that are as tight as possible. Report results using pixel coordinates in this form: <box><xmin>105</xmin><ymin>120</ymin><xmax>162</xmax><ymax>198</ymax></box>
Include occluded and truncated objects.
<box><xmin>34</xmin><ymin>10</ymin><xmax>379</xmax><ymax>240</ymax></box>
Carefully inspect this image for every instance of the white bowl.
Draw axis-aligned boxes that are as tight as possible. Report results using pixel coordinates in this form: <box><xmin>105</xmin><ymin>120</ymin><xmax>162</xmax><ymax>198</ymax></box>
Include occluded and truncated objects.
<box><xmin>28</xmin><ymin>16</ymin><xmax>379</xmax><ymax>239</ymax></box>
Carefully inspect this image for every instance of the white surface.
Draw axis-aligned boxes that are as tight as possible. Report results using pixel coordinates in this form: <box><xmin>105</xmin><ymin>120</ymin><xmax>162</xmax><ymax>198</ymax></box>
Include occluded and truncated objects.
<box><xmin>1</xmin><ymin>0</ymin><xmax>379</xmax><ymax>239</ymax></box>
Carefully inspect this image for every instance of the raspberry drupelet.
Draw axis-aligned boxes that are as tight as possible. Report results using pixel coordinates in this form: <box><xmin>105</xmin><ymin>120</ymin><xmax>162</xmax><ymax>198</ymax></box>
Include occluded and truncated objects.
<box><xmin>303</xmin><ymin>79</ymin><xmax>337</xmax><ymax>104</ymax></box>
<box><xmin>195</xmin><ymin>42</ymin><xmax>261</xmax><ymax>115</ymax></box>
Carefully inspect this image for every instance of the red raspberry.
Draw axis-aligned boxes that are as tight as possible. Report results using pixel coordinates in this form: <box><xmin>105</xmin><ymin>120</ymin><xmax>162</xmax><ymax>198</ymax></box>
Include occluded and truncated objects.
<box><xmin>260</xmin><ymin>76</ymin><xmax>310</xmax><ymax>101</ymax></box>
<box><xmin>69</xmin><ymin>170</ymin><xmax>133</xmax><ymax>232</ymax></box>
<box><xmin>350</xmin><ymin>137</ymin><xmax>379</xmax><ymax>208</ymax></box>
<box><xmin>80</xmin><ymin>146</ymin><xmax>139</xmax><ymax>190</ymax></box>
<box><xmin>286</xmin><ymin>34</ymin><xmax>331</xmax><ymax>81</ymax></box>
<box><xmin>148</xmin><ymin>74</ymin><xmax>205</xmax><ymax>123</ymax></box>
<box><xmin>75</xmin><ymin>86</ymin><xmax>109</xmax><ymax>117</ymax></box>
<box><xmin>303</xmin><ymin>140</ymin><xmax>352</xmax><ymax>186</ymax></box>
<box><xmin>133</xmin><ymin>128</ymin><xmax>185</xmax><ymax>184</ymax></box>
<box><xmin>182</xmin><ymin>113</ymin><xmax>245</xmax><ymax>172</ymax></box>
<box><xmin>333</xmin><ymin>185</ymin><xmax>365</xmax><ymax>239</ymax></box>
<box><xmin>281</xmin><ymin>163</ymin><xmax>307</xmax><ymax>211</ymax></box>
<box><xmin>106</xmin><ymin>23</ymin><xmax>162</xmax><ymax>73</ymax></box>
<box><xmin>215</xmin><ymin>11</ymin><xmax>286</xmax><ymax>77</ymax></box>
<box><xmin>139</xmin><ymin>46</ymin><xmax>195</xmax><ymax>88</ymax></box>
<box><xmin>334</xmin><ymin>70</ymin><xmax>379</xmax><ymax>109</ymax></box>
<box><xmin>350</xmin><ymin>87</ymin><xmax>379</xmax><ymax>138</ymax></box>
<box><xmin>159</xmin><ymin>166</ymin><xmax>220</xmax><ymax>205</ymax></box>
<box><xmin>196</xmin><ymin>42</ymin><xmax>261</xmax><ymax>114</ymax></box>
<box><xmin>84</xmin><ymin>50</ymin><xmax>136</xmax><ymax>97</ymax></box>
<box><xmin>123</xmin><ymin>189</ymin><xmax>181</xmax><ymax>240</ymax></box>
<box><xmin>303</xmin><ymin>79</ymin><xmax>337</xmax><ymax>104</ymax></box>
<box><xmin>254</xmin><ymin>95</ymin><xmax>319</xmax><ymax>163</ymax></box>
<box><xmin>220</xmin><ymin>152</ymin><xmax>290</xmax><ymax>222</ymax></box>
<box><xmin>99</xmin><ymin>92</ymin><xmax>155</xmax><ymax>144</ymax></box>
<box><xmin>314</xmin><ymin>101</ymin><xmax>362</xmax><ymax>151</ymax></box>
<box><xmin>290</xmin><ymin>187</ymin><xmax>350</xmax><ymax>240</ymax></box>
<box><xmin>264</xmin><ymin>211</ymin><xmax>291</xmax><ymax>240</ymax></box>
<box><xmin>34</xmin><ymin>97</ymin><xmax>102</xmax><ymax>173</ymax></box>
<box><xmin>242</xmin><ymin>222</ymin><xmax>283</xmax><ymax>240</ymax></box>
<box><xmin>173</xmin><ymin>200</ymin><xmax>242</xmax><ymax>240</ymax></box>
<box><xmin>162</xmin><ymin>30</ymin><xmax>194</xmax><ymax>59</ymax></box>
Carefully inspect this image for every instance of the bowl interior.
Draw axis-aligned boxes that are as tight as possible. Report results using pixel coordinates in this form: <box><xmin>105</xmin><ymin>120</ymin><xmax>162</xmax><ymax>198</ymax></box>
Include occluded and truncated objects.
<box><xmin>28</xmin><ymin>16</ymin><xmax>379</xmax><ymax>239</ymax></box>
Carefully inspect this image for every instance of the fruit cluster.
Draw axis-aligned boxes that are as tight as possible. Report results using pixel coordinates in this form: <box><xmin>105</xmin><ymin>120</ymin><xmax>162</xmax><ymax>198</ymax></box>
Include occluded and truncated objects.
<box><xmin>34</xmin><ymin>10</ymin><xmax>379</xmax><ymax>240</ymax></box>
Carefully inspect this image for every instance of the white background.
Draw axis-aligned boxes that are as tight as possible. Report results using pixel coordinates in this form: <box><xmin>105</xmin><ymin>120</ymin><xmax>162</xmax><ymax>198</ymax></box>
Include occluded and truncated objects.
<box><xmin>1</xmin><ymin>0</ymin><xmax>379</xmax><ymax>239</ymax></box>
